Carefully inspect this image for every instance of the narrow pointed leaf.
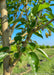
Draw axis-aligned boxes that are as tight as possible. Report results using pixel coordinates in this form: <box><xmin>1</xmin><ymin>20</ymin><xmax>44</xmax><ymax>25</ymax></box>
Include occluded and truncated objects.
<box><xmin>36</xmin><ymin>48</ymin><xmax>49</xmax><ymax>59</ymax></box>
<box><xmin>34</xmin><ymin>32</ymin><xmax>43</xmax><ymax>38</ymax></box>
<box><xmin>47</xmin><ymin>25</ymin><xmax>54</xmax><ymax>32</ymax></box>
<box><xmin>15</xmin><ymin>24</ymin><xmax>23</xmax><ymax>29</ymax></box>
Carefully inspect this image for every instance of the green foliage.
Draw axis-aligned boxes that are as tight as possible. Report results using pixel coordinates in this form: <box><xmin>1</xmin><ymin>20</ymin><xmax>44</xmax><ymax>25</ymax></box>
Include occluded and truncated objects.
<box><xmin>51</xmin><ymin>45</ymin><xmax>54</xmax><ymax>48</ymax></box>
<box><xmin>20</xmin><ymin>47</ymin><xmax>26</xmax><ymax>52</ymax></box>
<box><xmin>36</xmin><ymin>44</ymin><xmax>40</xmax><ymax>48</ymax></box>
<box><xmin>14</xmin><ymin>35</ymin><xmax>22</xmax><ymax>42</ymax></box>
<box><xmin>15</xmin><ymin>24</ymin><xmax>23</xmax><ymax>29</ymax></box>
<box><xmin>32</xmin><ymin>4</ymin><xmax>39</xmax><ymax>16</ymax></box>
<box><xmin>0</xmin><ymin>52</ymin><xmax>8</xmax><ymax>60</ymax></box>
<box><xmin>46</xmin><ymin>45</ymin><xmax>51</xmax><ymax>48</ymax></box>
<box><xmin>29</xmin><ymin>42</ymin><xmax>36</xmax><ymax>50</ymax></box>
<box><xmin>14</xmin><ymin>52</ymin><xmax>19</xmax><ymax>59</ymax></box>
<box><xmin>38</xmin><ymin>57</ymin><xmax>54</xmax><ymax>75</ymax></box>
<box><xmin>29</xmin><ymin>52</ymin><xmax>39</xmax><ymax>72</ymax></box>
<box><xmin>32</xmin><ymin>3</ymin><xmax>50</xmax><ymax>16</ymax></box>
<box><xmin>10</xmin><ymin>42</ymin><xmax>16</xmax><ymax>45</ymax></box>
<box><xmin>36</xmin><ymin>48</ymin><xmax>49</xmax><ymax>59</ymax></box>
<box><xmin>40</xmin><ymin>45</ymin><xmax>46</xmax><ymax>49</ymax></box>
<box><xmin>34</xmin><ymin>32</ymin><xmax>43</xmax><ymax>38</ymax></box>
<box><xmin>0</xmin><ymin>62</ymin><xmax>3</xmax><ymax>67</ymax></box>
<box><xmin>0</xmin><ymin>0</ymin><xmax>54</xmax><ymax>74</ymax></box>
<box><xmin>11</xmin><ymin>48</ymin><xmax>54</xmax><ymax>75</ymax></box>
<box><xmin>47</xmin><ymin>25</ymin><xmax>54</xmax><ymax>32</ymax></box>
<box><xmin>44</xmin><ymin>13</ymin><xmax>54</xmax><ymax>19</ymax></box>
<box><xmin>0</xmin><ymin>47</ymin><xmax>9</xmax><ymax>52</ymax></box>
<box><xmin>38</xmin><ymin>3</ymin><xmax>50</xmax><ymax>12</ymax></box>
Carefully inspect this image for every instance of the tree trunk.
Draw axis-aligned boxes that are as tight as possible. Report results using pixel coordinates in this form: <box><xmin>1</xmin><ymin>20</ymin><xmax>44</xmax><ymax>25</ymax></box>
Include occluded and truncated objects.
<box><xmin>0</xmin><ymin>0</ymin><xmax>11</xmax><ymax>75</ymax></box>
<box><xmin>3</xmin><ymin>56</ymin><xmax>11</xmax><ymax>75</ymax></box>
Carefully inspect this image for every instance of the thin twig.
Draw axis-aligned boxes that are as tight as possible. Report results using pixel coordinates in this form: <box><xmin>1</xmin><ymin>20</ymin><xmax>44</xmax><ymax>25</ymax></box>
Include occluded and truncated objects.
<box><xmin>34</xmin><ymin>18</ymin><xmax>54</xmax><ymax>31</ymax></box>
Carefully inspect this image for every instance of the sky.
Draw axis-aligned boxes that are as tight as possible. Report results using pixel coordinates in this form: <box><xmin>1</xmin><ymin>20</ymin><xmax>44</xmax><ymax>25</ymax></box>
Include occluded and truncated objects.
<box><xmin>12</xmin><ymin>1</ymin><xmax>54</xmax><ymax>46</ymax></box>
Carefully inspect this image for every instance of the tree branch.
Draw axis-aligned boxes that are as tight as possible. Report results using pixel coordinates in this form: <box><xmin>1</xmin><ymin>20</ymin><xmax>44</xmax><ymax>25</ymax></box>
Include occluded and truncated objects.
<box><xmin>21</xmin><ymin>32</ymin><xmax>28</xmax><ymax>37</ymax></box>
<box><xmin>9</xmin><ymin>39</ymin><xmax>14</xmax><ymax>44</ymax></box>
<box><xmin>10</xmin><ymin>18</ymin><xmax>54</xmax><ymax>45</ymax></box>
<box><xmin>34</xmin><ymin>18</ymin><xmax>54</xmax><ymax>31</ymax></box>
<box><xmin>9</xmin><ymin>32</ymin><xmax>28</xmax><ymax>45</ymax></box>
<box><xmin>11</xmin><ymin>30</ymin><xmax>33</xmax><ymax>68</ymax></box>
<box><xmin>10</xmin><ymin>22</ymin><xmax>17</xmax><ymax>30</ymax></box>
<box><xmin>10</xmin><ymin>7</ymin><xmax>24</xmax><ymax>31</ymax></box>
<box><xmin>10</xmin><ymin>13</ymin><xmax>17</xmax><ymax>30</ymax></box>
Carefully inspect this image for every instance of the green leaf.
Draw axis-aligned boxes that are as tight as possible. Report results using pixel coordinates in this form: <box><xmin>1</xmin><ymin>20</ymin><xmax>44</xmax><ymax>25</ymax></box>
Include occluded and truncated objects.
<box><xmin>33</xmin><ymin>0</ymin><xmax>37</xmax><ymax>2</ymax></box>
<box><xmin>47</xmin><ymin>25</ymin><xmax>54</xmax><ymax>32</ymax></box>
<box><xmin>34</xmin><ymin>32</ymin><xmax>43</xmax><ymax>38</ymax></box>
<box><xmin>0</xmin><ymin>62</ymin><xmax>3</xmax><ymax>67</ymax></box>
<box><xmin>36</xmin><ymin>48</ymin><xmax>49</xmax><ymax>59</ymax></box>
<box><xmin>8</xmin><ymin>18</ymin><xmax>20</xmax><ymax>25</ymax></box>
<box><xmin>44</xmin><ymin>13</ymin><xmax>53</xmax><ymax>19</ymax></box>
<box><xmin>16</xmin><ymin>32</ymin><xmax>23</xmax><ymax>36</ymax></box>
<box><xmin>50</xmin><ymin>4</ymin><xmax>54</xmax><ymax>6</ymax></box>
<box><xmin>8</xmin><ymin>16</ymin><xmax>13</xmax><ymax>22</ymax></box>
<box><xmin>32</xmin><ymin>4</ymin><xmax>39</xmax><ymax>16</ymax></box>
<box><xmin>8</xmin><ymin>51</ymin><xmax>14</xmax><ymax>53</ymax></box>
<box><xmin>38</xmin><ymin>3</ymin><xmax>50</xmax><ymax>12</ymax></box>
<box><xmin>29</xmin><ymin>52</ymin><xmax>39</xmax><ymax>72</ymax></box>
<box><xmin>49</xmin><ymin>23</ymin><xmax>53</xmax><ymax>27</ymax></box>
<box><xmin>20</xmin><ymin>18</ymin><xmax>26</xmax><ymax>24</ymax></box>
<box><xmin>30</xmin><ymin>20</ymin><xmax>36</xmax><ymax>27</ymax></box>
<box><xmin>27</xmin><ymin>28</ymin><xmax>31</xmax><ymax>33</ymax></box>
<box><xmin>9</xmin><ymin>18</ymin><xmax>26</xmax><ymax>25</ymax></box>
<box><xmin>29</xmin><ymin>42</ymin><xmax>36</xmax><ymax>50</ymax></box>
<box><xmin>46</xmin><ymin>7</ymin><xmax>52</xmax><ymax>12</ymax></box>
<box><xmin>16</xmin><ymin>30</ymin><xmax>26</xmax><ymax>36</ymax></box>
<box><xmin>20</xmin><ymin>47</ymin><xmax>26</xmax><ymax>52</ymax></box>
<box><xmin>0</xmin><ymin>52</ymin><xmax>8</xmax><ymax>60</ymax></box>
<box><xmin>14</xmin><ymin>35</ymin><xmax>22</xmax><ymax>42</ymax></box>
<box><xmin>15</xmin><ymin>24</ymin><xmax>23</xmax><ymax>29</ymax></box>
<box><xmin>14</xmin><ymin>52</ymin><xmax>19</xmax><ymax>59</ymax></box>
<box><xmin>0</xmin><ymin>47</ymin><xmax>9</xmax><ymax>52</ymax></box>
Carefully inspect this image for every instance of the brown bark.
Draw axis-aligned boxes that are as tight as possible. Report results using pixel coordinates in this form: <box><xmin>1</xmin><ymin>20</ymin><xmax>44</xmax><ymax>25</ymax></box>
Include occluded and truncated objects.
<box><xmin>3</xmin><ymin>56</ymin><xmax>11</xmax><ymax>75</ymax></box>
<box><xmin>0</xmin><ymin>0</ymin><xmax>12</xmax><ymax>75</ymax></box>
